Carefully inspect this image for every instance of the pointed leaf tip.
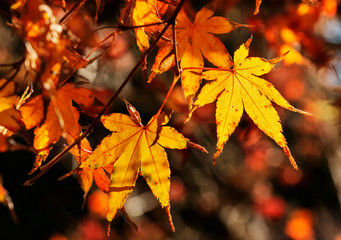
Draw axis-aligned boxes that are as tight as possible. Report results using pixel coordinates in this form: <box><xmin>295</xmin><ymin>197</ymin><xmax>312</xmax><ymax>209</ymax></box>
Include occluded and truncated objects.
<box><xmin>106</xmin><ymin>222</ymin><xmax>111</xmax><ymax>236</ymax></box>
<box><xmin>213</xmin><ymin>149</ymin><xmax>223</xmax><ymax>164</ymax></box>
<box><xmin>165</xmin><ymin>205</ymin><xmax>175</xmax><ymax>232</ymax></box>
<box><xmin>123</xmin><ymin>98</ymin><xmax>143</xmax><ymax>126</ymax></box>
<box><xmin>23</xmin><ymin>180</ymin><xmax>33</xmax><ymax>186</ymax></box>
<box><xmin>245</xmin><ymin>36</ymin><xmax>253</xmax><ymax>49</ymax></box>
<box><xmin>187</xmin><ymin>141</ymin><xmax>208</xmax><ymax>153</ymax></box>
<box><xmin>283</xmin><ymin>145</ymin><xmax>298</xmax><ymax>170</ymax></box>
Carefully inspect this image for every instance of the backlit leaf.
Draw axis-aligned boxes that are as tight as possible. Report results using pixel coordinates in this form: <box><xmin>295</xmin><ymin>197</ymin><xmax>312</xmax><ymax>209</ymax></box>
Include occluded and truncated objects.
<box><xmin>81</xmin><ymin>100</ymin><xmax>206</xmax><ymax>228</ymax></box>
<box><xmin>128</xmin><ymin>0</ymin><xmax>168</xmax><ymax>52</ymax></box>
<box><xmin>0</xmin><ymin>97</ymin><xmax>21</xmax><ymax>132</ymax></box>
<box><xmin>151</xmin><ymin>6</ymin><xmax>246</xmax><ymax>107</ymax></box>
<box><xmin>192</xmin><ymin>39</ymin><xmax>310</xmax><ymax>168</ymax></box>
<box><xmin>20</xmin><ymin>83</ymin><xmax>94</xmax><ymax>152</ymax></box>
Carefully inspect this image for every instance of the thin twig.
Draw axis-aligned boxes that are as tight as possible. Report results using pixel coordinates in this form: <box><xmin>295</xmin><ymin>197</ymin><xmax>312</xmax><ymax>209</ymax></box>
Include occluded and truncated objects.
<box><xmin>172</xmin><ymin>22</ymin><xmax>180</xmax><ymax>75</ymax></box>
<box><xmin>147</xmin><ymin>75</ymin><xmax>179</xmax><ymax>127</ymax></box>
<box><xmin>59</xmin><ymin>0</ymin><xmax>87</xmax><ymax>24</ymax></box>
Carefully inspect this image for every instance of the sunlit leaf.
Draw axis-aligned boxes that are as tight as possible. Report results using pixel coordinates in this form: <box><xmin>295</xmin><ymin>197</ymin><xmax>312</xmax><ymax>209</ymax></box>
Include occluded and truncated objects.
<box><xmin>81</xmin><ymin>100</ymin><xmax>206</xmax><ymax>228</ymax></box>
<box><xmin>0</xmin><ymin>96</ymin><xmax>21</xmax><ymax>132</ymax></box>
<box><xmin>191</xmin><ymin>39</ymin><xmax>310</xmax><ymax>168</ymax></box>
<box><xmin>20</xmin><ymin>83</ymin><xmax>94</xmax><ymax>152</ymax></box>
<box><xmin>129</xmin><ymin>0</ymin><xmax>168</xmax><ymax>52</ymax></box>
<box><xmin>151</xmin><ymin>6</ymin><xmax>246</xmax><ymax>107</ymax></box>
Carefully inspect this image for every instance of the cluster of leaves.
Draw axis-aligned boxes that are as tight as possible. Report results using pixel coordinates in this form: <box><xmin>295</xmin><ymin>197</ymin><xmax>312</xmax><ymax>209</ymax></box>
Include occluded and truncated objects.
<box><xmin>0</xmin><ymin>0</ymin><xmax>324</xmax><ymax>234</ymax></box>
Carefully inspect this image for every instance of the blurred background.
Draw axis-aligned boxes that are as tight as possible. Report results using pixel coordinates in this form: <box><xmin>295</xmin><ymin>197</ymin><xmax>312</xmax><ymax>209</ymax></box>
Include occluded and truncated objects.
<box><xmin>1</xmin><ymin>0</ymin><xmax>341</xmax><ymax>239</ymax></box>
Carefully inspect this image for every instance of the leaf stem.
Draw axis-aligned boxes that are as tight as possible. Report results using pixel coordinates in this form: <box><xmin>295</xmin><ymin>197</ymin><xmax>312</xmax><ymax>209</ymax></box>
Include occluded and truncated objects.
<box><xmin>59</xmin><ymin>0</ymin><xmax>87</xmax><ymax>24</ymax></box>
<box><xmin>24</xmin><ymin>0</ymin><xmax>187</xmax><ymax>186</ymax></box>
<box><xmin>172</xmin><ymin>22</ymin><xmax>180</xmax><ymax>75</ymax></box>
<box><xmin>94</xmin><ymin>20</ymin><xmax>169</xmax><ymax>32</ymax></box>
<box><xmin>147</xmin><ymin>74</ymin><xmax>179</xmax><ymax>127</ymax></box>
<box><xmin>181</xmin><ymin>66</ymin><xmax>233</xmax><ymax>72</ymax></box>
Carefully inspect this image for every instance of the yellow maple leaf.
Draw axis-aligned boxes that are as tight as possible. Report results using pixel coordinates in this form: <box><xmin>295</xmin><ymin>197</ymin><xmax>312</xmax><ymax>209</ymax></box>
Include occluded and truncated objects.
<box><xmin>80</xmin><ymin>100</ymin><xmax>206</xmax><ymax>228</ymax></box>
<box><xmin>191</xmin><ymin>38</ymin><xmax>310</xmax><ymax>168</ymax></box>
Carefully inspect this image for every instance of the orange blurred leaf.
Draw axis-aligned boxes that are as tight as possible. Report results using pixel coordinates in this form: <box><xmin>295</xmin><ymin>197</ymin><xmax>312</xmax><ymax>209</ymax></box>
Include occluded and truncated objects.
<box><xmin>285</xmin><ymin>209</ymin><xmax>315</xmax><ymax>240</ymax></box>
<box><xmin>20</xmin><ymin>95</ymin><xmax>44</xmax><ymax>130</ymax></box>
<box><xmin>153</xmin><ymin>6</ymin><xmax>246</xmax><ymax>107</ymax></box>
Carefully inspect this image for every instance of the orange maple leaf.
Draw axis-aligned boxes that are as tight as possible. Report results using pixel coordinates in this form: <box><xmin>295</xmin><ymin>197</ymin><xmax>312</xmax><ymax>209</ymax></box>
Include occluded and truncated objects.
<box><xmin>190</xmin><ymin>38</ymin><xmax>310</xmax><ymax>168</ymax></box>
<box><xmin>0</xmin><ymin>79</ymin><xmax>24</xmax><ymax>152</ymax></box>
<box><xmin>0</xmin><ymin>97</ymin><xmax>21</xmax><ymax>132</ymax></box>
<box><xmin>122</xmin><ymin>0</ymin><xmax>168</xmax><ymax>52</ymax></box>
<box><xmin>0</xmin><ymin>79</ymin><xmax>21</xmax><ymax>134</ymax></box>
<box><xmin>20</xmin><ymin>83</ymin><xmax>94</xmax><ymax>151</ymax></box>
<box><xmin>80</xmin><ymin>100</ymin><xmax>206</xmax><ymax>229</ymax></box>
<box><xmin>150</xmin><ymin>6</ymin><xmax>246</xmax><ymax>107</ymax></box>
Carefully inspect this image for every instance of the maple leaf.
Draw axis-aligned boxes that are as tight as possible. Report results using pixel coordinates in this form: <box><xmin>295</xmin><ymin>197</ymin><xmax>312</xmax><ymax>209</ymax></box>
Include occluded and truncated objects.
<box><xmin>0</xmin><ymin>79</ymin><xmax>21</xmax><ymax>134</ymax></box>
<box><xmin>124</xmin><ymin>0</ymin><xmax>168</xmax><ymax>52</ymax></box>
<box><xmin>80</xmin><ymin>100</ymin><xmax>206</xmax><ymax>228</ymax></box>
<box><xmin>0</xmin><ymin>97</ymin><xmax>21</xmax><ymax>134</ymax></box>
<box><xmin>19</xmin><ymin>83</ymin><xmax>94</xmax><ymax>174</ymax></box>
<box><xmin>191</xmin><ymin>38</ymin><xmax>310</xmax><ymax>168</ymax></box>
<box><xmin>20</xmin><ymin>83</ymin><xmax>94</xmax><ymax>151</ymax></box>
<box><xmin>150</xmin><ymin>6</ymin><xmax>246</xmax><ymax>107</ymax></box>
